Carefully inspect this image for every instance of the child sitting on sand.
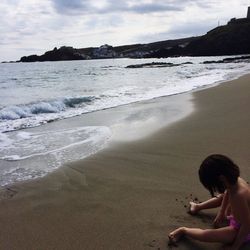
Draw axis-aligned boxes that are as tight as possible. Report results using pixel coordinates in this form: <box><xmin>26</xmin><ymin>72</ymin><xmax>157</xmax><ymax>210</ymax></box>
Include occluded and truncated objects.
<box><xmin>168</xmin><ymin>154</ymin><xmax>250</xmax><ymax>250</ymax></box>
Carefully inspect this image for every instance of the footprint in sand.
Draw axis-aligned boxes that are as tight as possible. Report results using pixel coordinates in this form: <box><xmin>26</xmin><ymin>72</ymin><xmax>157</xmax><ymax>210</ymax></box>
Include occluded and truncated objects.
<box><xmin>0</xmin><ymin>187</ymin><xmax>17</xmax><ymax>199</ymax></box>
<box><xmin>147</xmin><ymin>239</ymin><xmax>161</xmax><ymax>249</ymax></box>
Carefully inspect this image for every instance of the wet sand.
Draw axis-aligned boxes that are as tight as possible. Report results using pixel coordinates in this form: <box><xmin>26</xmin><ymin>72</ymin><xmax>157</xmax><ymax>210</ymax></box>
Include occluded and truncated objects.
<box><xmin>0</xmin><ymin>75</ymin><xmax>250</xmax><ymax>250</ymax></box>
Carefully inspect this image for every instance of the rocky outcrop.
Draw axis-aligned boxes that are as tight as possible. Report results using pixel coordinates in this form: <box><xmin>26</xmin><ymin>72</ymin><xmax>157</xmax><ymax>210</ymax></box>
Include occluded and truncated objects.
<box><xmin>20</xmin><ymin>46</ymin><xmax>86</xmax><ymax>62</ymax></box>
<box><xmin>126</xmin><ymin>62</ymin><xmax>192</xmax><ymax>68</ymax></box>
<box><xmin>203</xmin><ymin>55</ymin><xmax>250</xmax><ymax>64</ymax></box>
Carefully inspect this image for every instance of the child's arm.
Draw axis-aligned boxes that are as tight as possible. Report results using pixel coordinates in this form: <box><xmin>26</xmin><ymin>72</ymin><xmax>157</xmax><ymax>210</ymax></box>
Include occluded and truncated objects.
<box><xmin>229</xmin><ymin>192</ymin><xmax>250</xmax><ymax>249</ymax></box>
<box><xmin>213</xmin><ymin>191</ymin><xmax>229</xmax><ymax>227</ymax></box>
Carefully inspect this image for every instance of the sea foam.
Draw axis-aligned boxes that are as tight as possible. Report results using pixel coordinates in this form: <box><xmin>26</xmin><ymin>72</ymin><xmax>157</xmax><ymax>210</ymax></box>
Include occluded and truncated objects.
<box><xmin>1</xmin><ymin>57</ymin><xmax>250</xmax><ymax>186</ymax></box>
<box><xmin>0</xmin><ymin>126</ymin><xmax>111</xmax><ymax>186</ymax></box>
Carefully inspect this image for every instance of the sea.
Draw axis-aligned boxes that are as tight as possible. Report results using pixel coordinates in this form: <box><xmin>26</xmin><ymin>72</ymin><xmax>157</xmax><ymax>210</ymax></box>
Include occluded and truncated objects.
<box><xmin>0</xmin><ymin>56</ymin><xmax>250</xmax><ymax>186</ymax></box>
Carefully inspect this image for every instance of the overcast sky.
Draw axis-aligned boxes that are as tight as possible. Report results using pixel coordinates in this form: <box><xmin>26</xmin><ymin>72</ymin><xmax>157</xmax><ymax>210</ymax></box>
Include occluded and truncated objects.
<box><xmin>0</xmin><ymin>0</ymin><xmax>249</xmax><ymax>61</ymax></box>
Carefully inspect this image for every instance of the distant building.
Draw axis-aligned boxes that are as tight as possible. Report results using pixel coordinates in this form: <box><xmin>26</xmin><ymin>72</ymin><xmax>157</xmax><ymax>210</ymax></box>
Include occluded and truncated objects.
<box><xmin>93</xmin><ymin>44</ymin><xmax>118</xmax><ymax>58</ymax></box>
<box><xmin>228</xmin><ymin>6</ymin><xmax>250</xmax><ymax>24</ymax></box>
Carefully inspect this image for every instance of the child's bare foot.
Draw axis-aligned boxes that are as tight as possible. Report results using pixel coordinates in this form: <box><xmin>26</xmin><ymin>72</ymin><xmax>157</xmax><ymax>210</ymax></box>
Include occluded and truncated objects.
<box><xmin>168</xmin><ymin>227</ymin><xmax>186</xmax><ymax>246</ymax></box>
<box><xmin>188</xmin><ymin>201</ymin><xmax>199</xmax><ymax>215</ymax></box>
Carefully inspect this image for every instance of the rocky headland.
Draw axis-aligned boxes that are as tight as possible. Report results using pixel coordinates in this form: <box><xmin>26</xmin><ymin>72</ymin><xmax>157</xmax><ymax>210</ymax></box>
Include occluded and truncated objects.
<box><xmin>10</xmin><ymin>11</ymin><xmax>250</xmax><ymax>63</ymax></box>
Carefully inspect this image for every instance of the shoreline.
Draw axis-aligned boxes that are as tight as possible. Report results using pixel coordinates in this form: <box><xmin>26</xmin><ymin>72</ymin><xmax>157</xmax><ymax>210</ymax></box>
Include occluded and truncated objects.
<box><xmin>0</xmin><ymin>74</ymin><xmax>250</xmax><ymax>249</ymax></box>
<box><xmin>1</xmin><ymin>69</ymin><xmax>248</xmax><ymax>187</ymax></box>
<box><xmin>0</xmin><ymin>87</ymin><xmax>194</xmax><ymax>187</ymax></box>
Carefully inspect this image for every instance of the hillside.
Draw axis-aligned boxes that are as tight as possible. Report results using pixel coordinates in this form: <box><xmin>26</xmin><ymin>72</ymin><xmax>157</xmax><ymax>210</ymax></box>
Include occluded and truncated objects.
<box><xmin>185</xmin><ymin>20</ymin><xmax>250</xmax><ymax>56</ymax></box>
<box><xmin>18</xmin><ymin>18</ymin><xmax>250</xmax><ymax>62</ymax></box>
<box><xmin>148</xmin><ymin>19</ymin><xmax>250</xmax><ymax>57</ymax></box>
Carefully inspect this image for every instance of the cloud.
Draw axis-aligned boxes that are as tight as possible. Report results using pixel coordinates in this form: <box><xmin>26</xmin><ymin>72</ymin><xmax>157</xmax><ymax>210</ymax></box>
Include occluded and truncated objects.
<box><xmin>125</xmin><ymin>3</ymin><xmax>181</xmax><ymax>14</ymax></box>
<box><xmin>167</xmin><ymin>21</ymin><xmax>216</xmax><ymax>38</ymax></box>
<box><xmin>50</xmin><ymin>0</ymin><xmax>185</xmax><ymax>15</ymax></box>
<box><xmin>103</xmin><ymin>1</ymin><xmax>182</xmax><ymax>14</ymax></box>
<box><xmin>0</xmin><ymin>0</ymin><xmax>249</xmax><ymax>61</ymax></box>
<box><xmin>51</xmin><ymin>0</ymin><xmax>91</xmax><ymax>14</ymax></box>
<box><xmin>135</xmin><ymin>21</ymin><xmax>214</xmax><ymax>45</ymax></box>
<box><xmin>49</xmin><ymin>0</ymin><xmax>237</xmax><ymax>17</ymax></box>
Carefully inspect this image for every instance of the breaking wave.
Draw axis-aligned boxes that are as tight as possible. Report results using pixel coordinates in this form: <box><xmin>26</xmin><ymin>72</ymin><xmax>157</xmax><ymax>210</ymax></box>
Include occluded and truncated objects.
<box><xmin>0</xmin><ymin>96</ymin><xmax>95</xmax><ymax>121</ymax></box>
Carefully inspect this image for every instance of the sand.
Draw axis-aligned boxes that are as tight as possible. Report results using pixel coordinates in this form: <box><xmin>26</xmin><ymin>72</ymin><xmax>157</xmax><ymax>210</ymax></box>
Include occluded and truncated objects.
<box><xmin>0</xmin><ymin>75</ymin><xmax>250</xmax><ymax>250</ymax></box>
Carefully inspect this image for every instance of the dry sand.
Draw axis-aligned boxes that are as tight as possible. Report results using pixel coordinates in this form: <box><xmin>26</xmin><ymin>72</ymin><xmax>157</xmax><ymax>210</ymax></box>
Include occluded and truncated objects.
<box><xmin>0</xmin><ymin>75</ymin><xmax>250</xmax><ymax>250</ymax></box>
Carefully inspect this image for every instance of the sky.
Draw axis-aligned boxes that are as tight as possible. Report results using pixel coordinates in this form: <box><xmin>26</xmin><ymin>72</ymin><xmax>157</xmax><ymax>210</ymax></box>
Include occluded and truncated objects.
<box><xmin>0</xmin><ymin>0</ymin><xmax>249</xmax><ymax>61</ymax></box>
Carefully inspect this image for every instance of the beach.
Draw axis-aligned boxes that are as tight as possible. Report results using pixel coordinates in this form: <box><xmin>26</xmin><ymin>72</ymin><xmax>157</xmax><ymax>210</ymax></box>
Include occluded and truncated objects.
<box><xmin>0</xmin><ymin>74</ymin><xmax>250</xmax><ymax>250</ymax></box>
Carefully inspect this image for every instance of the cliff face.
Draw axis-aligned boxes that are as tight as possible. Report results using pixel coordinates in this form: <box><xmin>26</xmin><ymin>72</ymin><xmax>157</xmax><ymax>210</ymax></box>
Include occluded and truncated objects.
<box><xmin>18</xmin><ymin>19</ymin><xmax>250</xmax><ymax>62</ymax></box>
<box><xmin>184</xmin><ymin>21</ymin><xmax>250</xmax><ymax>56</ymax></box>
<box><xmin>149</xmin><ymin>20</ymin><xmax>250</xmax><ymax>57</ymax></box>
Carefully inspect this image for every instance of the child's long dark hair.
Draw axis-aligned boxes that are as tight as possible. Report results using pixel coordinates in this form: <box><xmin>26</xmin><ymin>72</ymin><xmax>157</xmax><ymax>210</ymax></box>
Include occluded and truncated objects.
<box><xmin>199</xmin><ymin>154</ymin><xmax>240</xmax><ymax>197</ymax></box>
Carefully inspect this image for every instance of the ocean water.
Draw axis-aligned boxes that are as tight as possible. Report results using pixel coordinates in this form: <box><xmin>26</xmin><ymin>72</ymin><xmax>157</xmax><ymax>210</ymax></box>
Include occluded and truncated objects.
<box><xmin>0</xmin><ymin>57</ymin><xmax>250</xmax><ymax>186</ymax></box>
